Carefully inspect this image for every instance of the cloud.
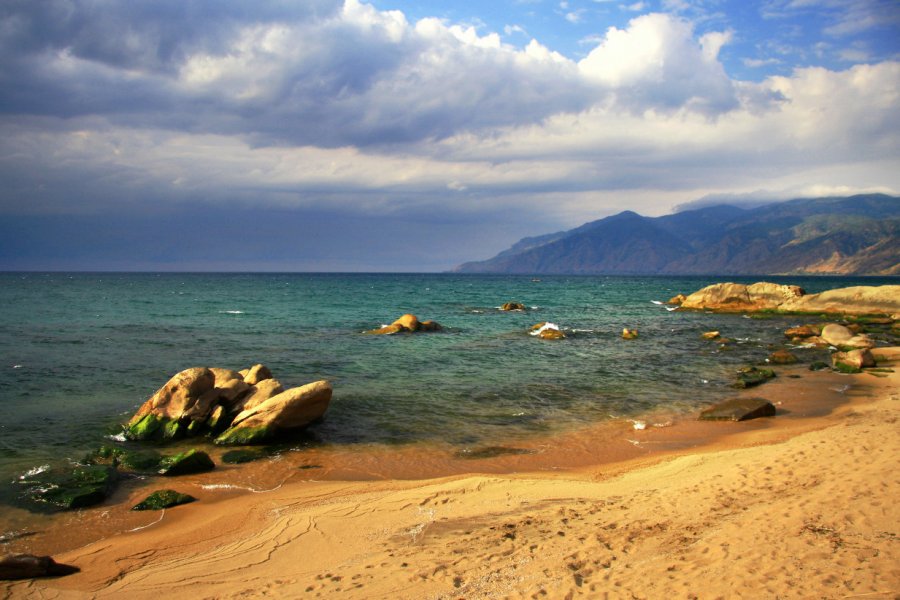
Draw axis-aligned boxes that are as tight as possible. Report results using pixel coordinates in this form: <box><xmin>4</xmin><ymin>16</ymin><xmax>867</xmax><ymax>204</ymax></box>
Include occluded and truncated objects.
<box><xmin>578</xmin><ymin>14</ymin><xmax>738</xmax><ymax>114</ymax></box>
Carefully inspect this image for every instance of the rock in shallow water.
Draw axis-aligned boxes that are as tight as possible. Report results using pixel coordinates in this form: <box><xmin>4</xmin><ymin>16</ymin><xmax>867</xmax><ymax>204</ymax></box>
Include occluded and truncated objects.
<box><xmin>699</xmin><ymin>398</ymin><xmax>776</xmax><ymax>421</ymax></box>
<box><xmin>733</xmin><ymin>366</ymin><xmax>776</xmax><ymax>389</ymax></box>
<box><xmin>132</xmin><ymin>489</ymin><xmax>196</xmax><ymax>511</ymax></box>
<box><xmin>158</xmin><ymin>449</ymin><xmax>215</xmax><ymax>476</ymax></box>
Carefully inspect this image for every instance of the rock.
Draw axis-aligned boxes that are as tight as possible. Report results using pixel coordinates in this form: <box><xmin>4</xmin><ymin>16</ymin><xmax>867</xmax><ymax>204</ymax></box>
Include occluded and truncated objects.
<box><xmin>780</xmin><ymin>285</ymin><xmax>900</xmax><ymax>316</ymax></box>
<box><xmin>243</xmin><ymin>364</ymin><xmax>273</xmax><ymax>386</ymax></box>
<box><xmin>158</xmin><ymin>449</ymin><xmax>215</xmax><ymax>476</ymax></box>
<box><xmin>125</xmin><ymin>368</ymin><xmax>216</xmax><ymax>441</ymax></box>
<box><xmin>365</xmin><ymin>323</ymin><xmax>406</xmax><ymax>335</ymax></box>
<box><xmin>784</xmin><ymin>324</ymin><xmax>820</xmax><ymax>339</ymax></box>
<box><xmin>26</xmin><ymin>464</ymin><xmax>119</xmax><ymax>510</ymax></box>
<box><xmin>622</xmin><ymin>328</ymin><xmax>638</xmax><ymax>340</ymax></box>
<box><xmin>701</xmin><ymin>331</ymin><xmax>721</xmax><ymax>340</ymax></box>
<box><xmin>809</xmin><ymin>361</ymin><xmax>830</xmax><ymax>371</ymax></box>
<box><xmin>221</xmin><ymin>449</ymin><xmax>269</xmax><ymax>464</ymax></box>
<box><xmin>832</xmin><ymin>349</ymin><xmax>876</xmax><ymax>372</ymax></box>
<box><xmin>530</xmin><ymin>322</ymin><xmax>565</xmax><ymax>339</ymax></box>
<box><xmin>820</xmin><ymin>324</ymin><xmax>875</xmax><ymax>349</ymax></box>
<box><xmin>500</xmin><ymin>302</ymin><xmax>526</xmax><ymax>311</ymax></box>
<box><xmin>0</xmin><ymin>554</ymin><xmax>80</xmax><ymax>580</ymax></box>
<box><xmin>733</xmin><ymin>366</ymin><xmax>776</xmax><ymax>389</ymax></box>
<box><xmin>239</xmin><ymin>378</ymin><xmax>285</xmax><ymax>413</ymax></box>
<box><xmin>667</xmin><ymin>294</ymin><xmax>686</xmax><ymax>305</ymax></box>
<box><xmin>768</xmin><ymin>349</ymin><xmax>798</xmax><ymax>365</ymax></box>
<box><xmin>699</xmin><ymin>398</ymin><xmax>776</xmax><ymax>421</ymax></box>
<box><xmin>87</xmin><ymin>446</ymin><xmax>161</xmax><ymax>472</ymax></box>
<box><xmin>681</xmin><ymin>282</ymin><xmax>805</xmax><ymax>312</ymax></box>
<box><xmin>419</xmin><ymin>320</ymin><xmax>443</xmax><ymax>331</ymax></box>
<box><xmin>215</xmin><ymin>380</ymin><xmax>332</xmax><ymax>445</ymax></box>
<box><xmin>392</xmin><ymin>313</ymin><xmax>420</xmax><ymax>331</ymax></box>
<box><xmin>210</xmin><ymin>368</ymin><xmax>243</xmax><ymax>385</ymax></box>
<box><xmin>132</xmin><ymin>489</ymin><xmax>196</xmax><ymax>511</ymax></box>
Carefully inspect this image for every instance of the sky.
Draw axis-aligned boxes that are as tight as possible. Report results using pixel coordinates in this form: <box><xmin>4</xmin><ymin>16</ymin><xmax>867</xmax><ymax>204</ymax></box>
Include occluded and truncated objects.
<box><xmin>0</xmin><ymin>0</ymin><xmax>898</xmax><ymax>271</ymax></box>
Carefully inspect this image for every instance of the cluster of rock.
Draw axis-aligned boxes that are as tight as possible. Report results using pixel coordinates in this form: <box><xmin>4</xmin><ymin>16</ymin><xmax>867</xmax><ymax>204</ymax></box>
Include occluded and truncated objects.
<box><xmin>500</xmin><ymin>302</ymin><xmax>527</xmax><ymax>311</ymax></box>
<box><xmin>673</xmin><ymin>282</ymin><xmax>900</xmax><ymax>317</ymax></box>
<box><xmin>124</xmin><ymin>365</ymin><xmax>332</xmax><ymax>446</ymax></box>
<box><xmin>364</xmin><ymin>314</ymin><xmax>443</xmax><ymax>335</ymax></box>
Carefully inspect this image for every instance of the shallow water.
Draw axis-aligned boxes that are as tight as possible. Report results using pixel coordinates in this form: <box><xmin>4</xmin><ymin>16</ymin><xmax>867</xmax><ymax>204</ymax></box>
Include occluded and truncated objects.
<box><xmin>0</xmin><ymin>273</ymin><xmax>895</xmax><ymax>510</ymax></box>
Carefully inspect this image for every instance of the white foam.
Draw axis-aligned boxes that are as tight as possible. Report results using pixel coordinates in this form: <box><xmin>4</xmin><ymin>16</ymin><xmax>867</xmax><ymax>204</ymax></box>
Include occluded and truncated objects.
<box><xmin>630</xmin><ymin>420</ymin><xmax>646</xmax><ymax>430</ymax></box>
<box><xmin>220</xmin><ymin>310</ymin><xmax>244</xmax><ymax>314</ymax></box>
<box><xmin>651</xmin><ymin>300</ymin><xmax>664</xmax><ymax>305</ymax></box>
<box><xmin>12</xmin><ymin>364</ymin><xmax>23</xmax><ymax>369</ymax></box>
<box><xmin>529</xmin><ymin>322</ymin><xmax>560</xmax><ymax>336</ymax></box>
<box><xmin>19</xmin><ymin>464</ymin><xmax>50</xmax><ymax>479</ymax></box>
<box><xmin>200</xmin><ymin>481</ymin><xmax>286</xmax><ymax>494</ymax></box>
<box><xmin>106</xmin><ymin>432</ymin><xmax>127</xmax><ymax>442</ymax></box>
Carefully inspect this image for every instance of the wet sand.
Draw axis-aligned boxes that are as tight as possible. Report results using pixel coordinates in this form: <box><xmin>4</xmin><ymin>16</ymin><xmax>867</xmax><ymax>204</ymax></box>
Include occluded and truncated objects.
<box><xmin>3</xmin><ymin>349</ymin><xmax>899</xmax><ymax>599</ymax></box>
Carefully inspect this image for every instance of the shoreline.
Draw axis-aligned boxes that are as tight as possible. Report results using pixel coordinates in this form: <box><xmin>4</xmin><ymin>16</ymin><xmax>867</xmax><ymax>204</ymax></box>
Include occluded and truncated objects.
<box><xmin>4</xmin><ymin>349</ymin><xmax>898</xmax><ymax>598</ymax></box>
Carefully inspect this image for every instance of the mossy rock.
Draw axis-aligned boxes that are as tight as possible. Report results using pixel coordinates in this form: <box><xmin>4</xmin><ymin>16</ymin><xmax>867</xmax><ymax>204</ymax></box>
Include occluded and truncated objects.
<box><xmin>832</xmin><ymin>362</ymin><xmax>862</xmax><ymax>374</ymax></box>
<box><xmin>86</xmin><ymin>445</ymin><xmax>161</xmax><ymax>472</ymax></box>
<box><xmin>733</xmin><ymin>366</ymin><xmax>776</xmax><ymax>389</ymax></box>
<box><xmin>27</xmin><ymin>464</ymin><xmax>119</xmax><ymax>510</ymax></box>
<box><xmin>768</xmin><ymin>350</ymin><xmax>798</xmax><ymax>365</ymax></box>
<box><xmin>158</xmin><ymin>449</ymin><xmax>215</xmax><ymax>476</ymax></box>
<box><xmin>808</xmin><ymin>361</ymin><xmax>830</xmax><ymax>371</ymax></box>
<box><xmin>215</xmin><ymin>426</ymin><xmax>274</xmax><ymax>446</ymax></box>
<box><xmin>699</xmin><ymin>397</ymin><xmax>776</xmax><ymax>421</ymax></box>
<box><xmin>132</xmin><ymin>489</ymin><xmax>196</xmax><ymax>511</ymax></box>
<box><xmin>124</xmin><ymin>414</ymin><xmax>164</xmax><ymax>441</ymax></box>
<box><xmin>221</xmin><ymin>449</ymin><xmax>269</xmax><ymax>464</ymax></box>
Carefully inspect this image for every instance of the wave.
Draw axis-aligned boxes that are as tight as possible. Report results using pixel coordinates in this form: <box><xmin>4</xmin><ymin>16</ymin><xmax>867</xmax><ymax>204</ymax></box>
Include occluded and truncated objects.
<box><xmin>220</xmin><ymin>310</ymin><xmax>244</xmax><ymax>314</ymax></box>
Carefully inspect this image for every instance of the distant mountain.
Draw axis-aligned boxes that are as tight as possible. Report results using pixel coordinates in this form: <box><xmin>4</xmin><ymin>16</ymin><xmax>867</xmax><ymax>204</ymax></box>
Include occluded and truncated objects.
<box><xmin>454</xmin><ymin>194</ymin><xmax>900</xmax><ymax>275</ymax></box>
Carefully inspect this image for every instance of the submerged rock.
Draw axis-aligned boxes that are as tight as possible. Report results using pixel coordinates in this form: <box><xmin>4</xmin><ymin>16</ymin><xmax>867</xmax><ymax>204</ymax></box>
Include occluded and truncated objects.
<box><xmin>733</xmin><ymin>366</ymin><xmax>776</xmax><ymax>389</ymax></box>
<box><xmin>455</xmin><ymin>446</ymin><xmax>536</xmax><ymax>459</ymax></box>
<box><xmin>132</xmin><ymin>489</ymin><xmax>196</xmax><ymax>511</ymax></box>
<box><xmin>365</xmin><ymin>314</ymin><xmax>442</xmax><ymax>335</ymax></box>
<box><xmin>784</xmin><ymin>324</ymin><xmax>821</xmax><ymax>339</ymax></box>
<box><xmin>87</xmin><ymin>445</ymin><xmax>162</xmax><ymax>473</ymax></box>
<box><xmin>500</xmin><ymin>302</ymin><xmax>526</xmax><ymax>311</ymax></box>
<box><xmin>768</xmin><ymin>349</ymin><xmax>798</xmax><ymax>365</ymax></box>
<box><xmin>622</xmin><ymin>328</ymin><xmax>638</xmax><ymax>340</ymax></box>
<box><xmin>158</xmin><ymin>449</ymin><xmax>215</xmax><ymax>476</ymax></box>
<box><xmin>221</xmin><ymin>449</ymin><xmax>269</xmax><ymax>464</ymax></box>
<box><xmin>25</xmin><ymin>464</ymin><xmax>119</xmax><ymax>510</ymax></box>
<box><xmin>215</xmin><ymin>380</ymin><xmax>332</xmax><ymax>445</ymax></box>
<box><xmin>699</xmin><ymin>397</ymin><xmax>776</xmax><ymax>421</ymax></box>
<box><xmin>0</xmin><ymin>554</ymin><xmax>80</xmax><ymax>580</ymax></box>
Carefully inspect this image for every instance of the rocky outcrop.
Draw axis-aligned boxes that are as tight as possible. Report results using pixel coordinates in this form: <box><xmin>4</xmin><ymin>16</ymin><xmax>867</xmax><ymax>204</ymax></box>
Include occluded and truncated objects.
<box><xmin>365</xmin><ymin>314</ymin><xmax>443</xmax><ymax>335</ymax></box>
<box><xmin>680</xmin><ymin>282</ymin><xmax>900</xmax><ymax>317</ymax></box>
<box><xmin>216</xmin><ymin>380</ymin><xmax>333</xmax><ymax>445</ymax></box>
<box><xmin>0</xmin><ymin>554</ymin><xmax>80</xmax><ymax>580</ymax></box>
<box><xmin>680</xmin><ymin>283</ymin><xmax>805</xmax><ymax>312</ymax></box>
<box><xmin>124</xmin><ymin>365</ymin><xmax>326</xmax><ymax>442</ymax></box>
<box><xmin>699</xmin><ymin>398</ymin><xmax>776</xmax><ymax>421</ymax></box>
<box><xmin>529</xmin><ymin>322</ymin><xmax>566</xmax><ymax>340</ymax></box>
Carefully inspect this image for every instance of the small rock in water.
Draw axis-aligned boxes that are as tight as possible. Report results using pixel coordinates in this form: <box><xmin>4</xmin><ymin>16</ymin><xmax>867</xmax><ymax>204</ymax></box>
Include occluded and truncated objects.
<box><xmin>732</xmin><ymin>366</ymin><xmax>776</xmax><ymax>389</ymax></box>
<box><xmin>500</xmin><ymin>302</ymin><xmax>526</xmax><ymax>311</ymax></box>
<box><xmin>699</xmin><ymin>398</ymin><xmax>776</xmax><ymax>422</ymax></box>
<box><xmin>132</xmin><ymin>489</ymin><xmax>196</xmax><ymax>511</ymax></box>
<box><xmin>454</xmin><ymin>446</ymin><xmax>535</xmax><ymax>460</ymax></box>
<box><xmin>701</xmin><ymin>331</ymin><xmax>721</xmax><ymax>340</ymax></box>
<box><xmin>622</xmin><ymin>328</ymin><xmax>638</xmax><ymax>340</ymax></box>
<box><xmin>768</xmin><ymin>349</ymin><xmax>798</xmax><ymax>365</ymax></box>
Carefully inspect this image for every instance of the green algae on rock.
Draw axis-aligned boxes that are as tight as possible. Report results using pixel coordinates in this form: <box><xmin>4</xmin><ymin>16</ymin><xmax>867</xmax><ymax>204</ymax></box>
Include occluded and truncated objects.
<box><xmin>132</xmin><ymin>489</ymin><xmax>196</xmax><ymax>511</ymax></box>
<box><xmin>158</xmin><ymin>449</ymin><xmax>215</xmax><ymax>476</ymax></box>
<box><xmin>24</xmin><ymin>464</ymin><xmax>119</xmax><ymax>510</ymax></box>
<box><xmin>733</xmin><ymin>366</ymin><xmax>776</xmax><ymax>389</ymax></box>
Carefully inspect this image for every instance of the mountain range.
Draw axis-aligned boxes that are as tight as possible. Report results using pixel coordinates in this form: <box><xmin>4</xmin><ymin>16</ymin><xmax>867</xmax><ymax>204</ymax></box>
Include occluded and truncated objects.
<box><xmin>454</xmin><ymin>194</ymin><xmax>900</xmax><ymax>275</ymax></box>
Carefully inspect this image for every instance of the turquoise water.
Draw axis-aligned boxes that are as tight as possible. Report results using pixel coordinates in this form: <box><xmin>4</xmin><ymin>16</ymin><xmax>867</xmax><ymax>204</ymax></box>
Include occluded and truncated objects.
<box><xmin>0</xmin><ymin>273</ymin><xmax>895</xmax><ymax>492</ymax></box>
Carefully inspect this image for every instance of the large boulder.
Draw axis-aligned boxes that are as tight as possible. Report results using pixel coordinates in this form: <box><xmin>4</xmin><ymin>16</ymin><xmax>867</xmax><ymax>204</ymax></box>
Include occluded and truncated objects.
<box><xmin>125</xmin><ymin>368</ymin><xmax>216</xmax><ymax>440</ymax></box>
<box><xmin>216</xmin><ymin>380</ymin><xmax>333</xmax><ymax>445</ymax></box>
<box><xmin>780</xmin><ymin>285</ymin><xmax>900</xmax><ymax>316</ymax></box>
<box><xmin>681</xmin><ymin>282</ymin><xmax>805</xmax><ymax>312</ymax></box>
<box><xmin>0</xmin><ymin>554</ymin><xmax>80</xmax><ymax>580</ymax></box>
<box><xmin>699</xmin><ymin>398</ymin><xmax>776</xmax><ymax>421</ymax></box>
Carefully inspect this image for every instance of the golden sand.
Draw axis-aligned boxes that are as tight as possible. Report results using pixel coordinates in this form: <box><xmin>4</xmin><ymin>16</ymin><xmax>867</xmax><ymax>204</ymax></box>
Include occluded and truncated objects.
<box><xmin>3</xmin><ymin>350</ymin><xmax>899</xmax><ymax>599</ymax></box>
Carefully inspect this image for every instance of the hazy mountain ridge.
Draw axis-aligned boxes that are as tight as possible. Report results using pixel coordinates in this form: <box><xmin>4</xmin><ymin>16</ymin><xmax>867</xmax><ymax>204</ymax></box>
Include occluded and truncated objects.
<box><xmin>454</xmin><ymin>194</ymin><xmax>900</xmax><ymax>275</ymax></box>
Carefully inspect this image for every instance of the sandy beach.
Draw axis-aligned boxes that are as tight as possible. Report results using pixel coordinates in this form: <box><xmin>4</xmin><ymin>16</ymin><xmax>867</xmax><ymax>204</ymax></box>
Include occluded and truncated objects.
<box><xmin>3</xmin><ymin>349</ymin><xmax>899</xmax><ymax>599</ymax></box>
